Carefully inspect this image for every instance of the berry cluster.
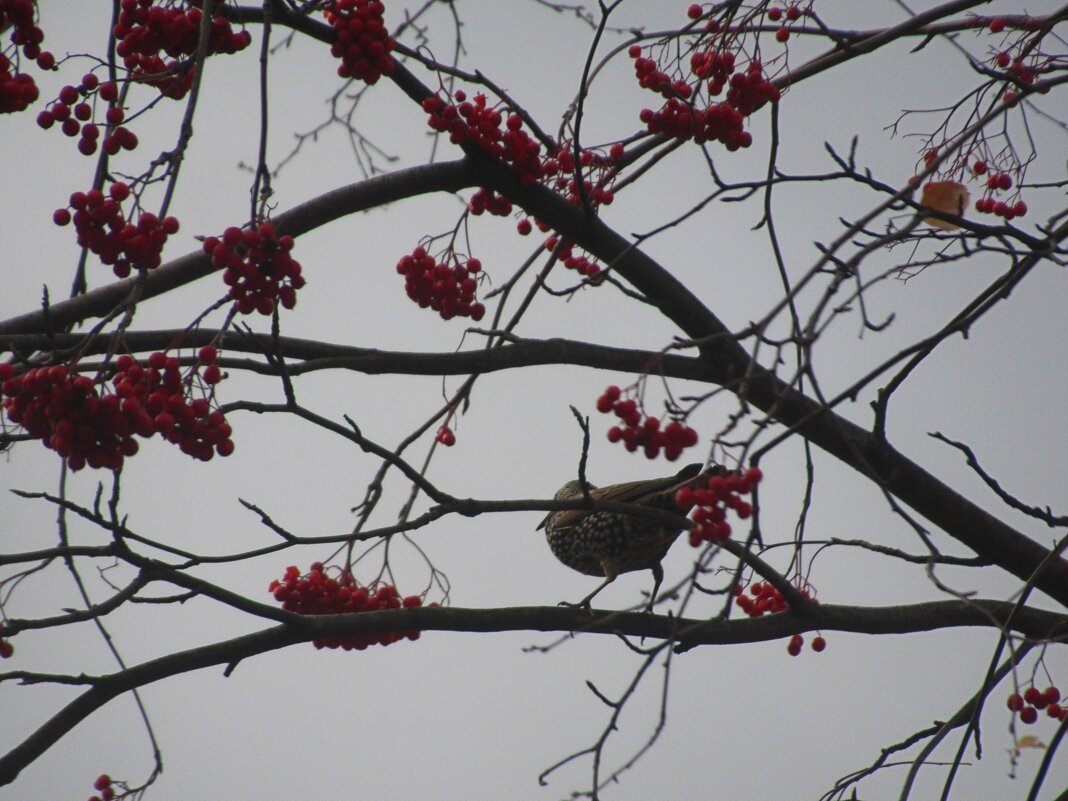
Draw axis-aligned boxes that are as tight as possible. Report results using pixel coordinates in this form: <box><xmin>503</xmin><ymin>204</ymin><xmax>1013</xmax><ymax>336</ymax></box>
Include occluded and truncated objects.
<box><xmin>632</xmin><ymin>48</ymin><xmax>696</xmax><ymax>100</ymax></box>
<box><xmin>0</xmin><ymin>348</ymin><xmax>231</xmax><ymax>470</ymax></box>
<box><xmin>0</xmin><ymin>52</ymin><xmax>34</xmax><ymax>112</ymax></box>
<box><xmin>596</xmin><ymin>385</ymin><xmax>699</xmax><ymax>461</ymax></box>
<box><xmin>87</xmin><ymin>773</ymin><xmax>117</xmax><ymax>801</ymax></box>
<box><xmin>114</xmin><ymin>0</ymin><xmax>251</xmax><ymax>100</ymax></box>
<box><xmin>395</xmin><ymin>246</ymin><xmax>486</xmax><ymax>321</ymax></box>
<box><xmin>972</xmin><ymin>166</ymin><xmax>1027</xmax><ymax>220</ymax></box>
<box><xmin>324</xmin><ymin>0</ymin><xmax>395</xmax><ymax>84</ymax></box>
<box><xmin>544</xmin><ymin>235</ymin><xmax>603</xmax><ymax>279</ymax></box>
<box><xmin>203</xmin><ymin>222</ymin><xmax>304</xmax><ymax>315</ymax></box>
<box><xmin>542</xmin><ymin>143</ymin><xmax>617</xmax><ymax>208</ymax></box>
<box><xmin>767</xmin><ymin>4</ymin><xmax>803</xmax><ymax>41</ymax></box>
<box><xmin>1007</xmin><ymin>685</ymin><xmax>1065</xmax><ymax>725</ymax></box>
<box><xmin>675</xmin><ymin>467</ymin><xmax>762</xmax><ymax>545</ymax></box>
<box><xmin>435</xmin><ymin>425</ymin><xmax>456</xmax><ymax>446</ymax></box>
<box><xmin>468</xmin><ymin>187</ymin><xmax>512</xmax><ymax>217</ymax></box>
<box><xmin>53</xmin><ymin>183</ymin><xmax>179</xmax><ymax>277</ymax></box>
<box><xmin>787</xmin><ymin>632</ymin><xmax>826</xmax><ymax>656</ymax></box>
<box><xmin>421</xmin><ymin>88</ymin><xmax>620</xmax><ymax>287</ymax></box>
<box><xmin>0</xmin><ymin>637</ymin><xmax>12</xmax><ymax>658</ymax></box>
<box><xmin>269</xmin><ymin>563</ymin><xmax>428</xmax><ymax>650</ymax></box>
<box><xmin>633</xmin><ymin>42</ymin><xmax>780</xmax><ymax>150</ymax></box>
<box><xmin>1</xmin><ymin>362</ymin><xmax>145</xmax><ymax>470</ymax></box>
<box><xmin>0</xmin><ymin>0</ymin><xmax>52</xmax><ymax>114</ymax></box>
<box><xmin>422</xmin><ymin>90</ymin><xmax>544</xmax><ymax>186</ymax></box>
<box><xmin>113</xmin><ymin>349</ymin><xmax>232</xmax><ymax>461</ymax></box>
<box><xmin>734</xmin><ymin>580</ymin><xmax>787</xmax><ymax>617</ymax></box>
<box><xmin>37</xmin><ymin>75</ymin><xmax>139</xmax><ymax>156</ymax></box>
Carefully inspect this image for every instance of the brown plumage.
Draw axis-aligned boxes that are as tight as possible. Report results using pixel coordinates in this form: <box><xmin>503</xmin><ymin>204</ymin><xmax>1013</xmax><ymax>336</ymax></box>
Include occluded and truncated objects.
<box><xmin>539</xmin><ymin>463</ymin><xmax>716</xmax><ymax>609</ymax></box>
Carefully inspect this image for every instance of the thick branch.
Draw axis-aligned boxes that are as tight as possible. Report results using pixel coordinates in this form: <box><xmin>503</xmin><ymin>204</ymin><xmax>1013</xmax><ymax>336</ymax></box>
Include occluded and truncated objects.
<box><xmin>1</xmin><ymin>599</ymin><xmax>1064</xmax><ymax>786</ymax></box>
<box><xmin>467</xmin><ymin>155</ymin><xmax>1068</xmax><ymax>606</ymax></box>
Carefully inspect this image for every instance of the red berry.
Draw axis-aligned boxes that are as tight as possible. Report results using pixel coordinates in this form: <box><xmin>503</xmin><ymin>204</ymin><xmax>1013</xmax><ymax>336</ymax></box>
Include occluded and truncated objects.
<box><xmin>989</xmin><ymin>17</ymin><xmax>1006</xmax><ymax>33</ymax></box>
<box><xmin>787</xmin><ymin>634</ymin><xmax>803</xmax><ymax>656</ymax></box>
<box><xmin>687</xmin><ymin>4</ymin><xmax>702</xmax><ymax>20</ymax></box>
<box><xmin>93</xmin><ymin>775</ymin><xmax>112</xmax><ymax>791</ymax></box>
<box><xmin>1020</xmin><ymin>706</ymin><xmax>1038</xmax><ymax>724</ymax></box>
<box><xmin>775</xmin><ymin>27</ymin><xmax>790</xmax><ymax>42</ymax></box>
<box><xmin>53</xmin><ymin>208</ymin><xmax>72</xmax><ymax>226</ymax></box>
<box><xmin>767</xmin><ymin>7</ymin><xmax>782</xmax><ymax>21</ymax></box>
<box><xmin>1007</xmin><ymin>693</ymin><xmax>1025</xmax><ymax>712</ymax></box>
<box><xmin>0</xmin><ymin>639</ymin><xmax>12</xmax><ymax>658</ymax></box>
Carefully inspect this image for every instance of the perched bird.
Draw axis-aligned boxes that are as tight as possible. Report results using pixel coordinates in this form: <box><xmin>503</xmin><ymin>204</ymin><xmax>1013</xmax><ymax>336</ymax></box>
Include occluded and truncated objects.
<box><xmin>539</xmin><ymin>463</ymin><xmax>716</xmax><ymax>609</ymax></box>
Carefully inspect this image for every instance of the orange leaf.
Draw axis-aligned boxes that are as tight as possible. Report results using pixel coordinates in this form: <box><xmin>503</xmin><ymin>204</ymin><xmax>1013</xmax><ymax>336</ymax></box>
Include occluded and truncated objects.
<box><xmin>921</xmin><ymin>181</ymin><xmax>970</xmax><ymax>229</ymax></box>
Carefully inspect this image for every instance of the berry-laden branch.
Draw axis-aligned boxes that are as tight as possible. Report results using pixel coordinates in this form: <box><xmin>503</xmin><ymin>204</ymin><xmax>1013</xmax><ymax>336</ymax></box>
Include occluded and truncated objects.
<box><xmin>0</xmin><ymin>599</ymin><xmax>1064</xmax><ymax>786</ymax></box>
<box><xmin>460</xmin><ymin>151</ymin><xmax>1068</xmax><ymax>606</ymax></box>
<box><xmin>0</xmin><ymin>158</ymin><xmax>479</xmax><ymax>336</ymax></box>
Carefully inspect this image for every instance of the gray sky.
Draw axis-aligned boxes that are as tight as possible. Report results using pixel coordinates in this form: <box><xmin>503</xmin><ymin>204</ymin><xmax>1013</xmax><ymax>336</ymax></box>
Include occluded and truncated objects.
<box><xmin>2</xmin><ymin>2</ymin><xmax>1067</xmax><ymax>800</ymax></box>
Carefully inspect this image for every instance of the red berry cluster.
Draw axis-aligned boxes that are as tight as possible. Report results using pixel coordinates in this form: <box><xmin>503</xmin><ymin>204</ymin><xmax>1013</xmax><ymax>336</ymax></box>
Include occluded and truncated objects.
<box><xmin>53</xmin><ymin>183</ymin><xmax>178</xmax><ymax>277</ymax></box>
<box><xmin>676</xmin><ymin>467</ymin><xmax>762</xmax><ymax>545</ymax></box>
<box><xmin>87</xmin><ymin>773</ymin><xmax>117</xmax><ymax>801</ymax></box>
<box><xmin>971</xmin><ymin>167</ymin><xmax>1026</xmax><ymax>220</ymax></box>
<box><xmin>543</xmin><ymin>235</ymin><xmax>603</xmax><ymax>279</ymax></box>
<box><xmin>542</xmin><ymin>143</ymin><xmax>617</xmax><ymax>208</ymax></box>
<box><xmin>734</xmin><ymin>580</ymin><xmax>787</xmax><ymax>617</ymax></box>
<box><xmin>395</xmin><ymin>246</ymin><xmax>486</xmax><ymax>321</ymax></box>
<box><xmin>114</xmin><ymin>0</ymin><xmax>251</xmax><ymax>100</ymax></box>
<box><xmin>0</xmin><ymin>348</ymin><xmax>231</xmax><ymax>470</ymax></box>
<box><xmin>0</xmin><ymin>51</ymin><xmax>34</xmax><ymax>112</ymax></box>
<box><xmin>596</xmin><ymin>385</ymin><xmax>700</xmax><ymax>461</ymax></box>
<box><xmin>0</xmin><ymin>637</ymin><xmax>12</xmax><ymax>658</ymax></box>
<box><xmin>1</xmin><ymin>362</ymin><xmax>144</xmax><ymax>470</ymax></box>
<box><xmin>1007</xmin><ymin>685</ymin><xmax>1065</xmax><ymax>725</ymax></box>
<box><xmin>422</xmin><ymin>90</ymin><xmax>544</xmax><ymax>186</ymax></box>
<box><xmin>767</xmin><ymin>4</ymin><xmax>803</xmax><ymax>41</ymax></box>
<box><xmin>113</xmin><ymin>349</ymin><xmax>233</xmax><ymax>460</ymax></box>
<box><xmin>632</xmin><ymin>48</ymin><xmax>697</xmax><ymax>100</ymax></box>
<box><xmin>421</xmin><ymin>88</ymin><xmax>622</xmax><ymax>286</ymax></box>
<box><xmin>324</xmin><ymin>0</ymin><xmax>395</xmax><ymax>84</ymax></box>
<box><xmin>203</xmin><ymin>222</ymin><xmax>304</xmax><ymax>315</ymax></box>
<box><xmin>633</xmin><ymin>44</ymin><xmax>780</xmax><ymax>150</ymax></box>
<box><xmin>992</xmin><ymin>51</ymin><xmax>1041</xmax><ymax>86</ymax></box>
<box><xmin>435</xmin><ymin>425</ymin><xmax>456</xmax><ymax>446</ymax></box>
<box><xmin>0</xmin><ymin>0</ymin><xmax>52</xmax><ymax>114</ymax></box>
<box><xmin>468</xmin><ymin>187</ymin><xmax>512</xmax><ymax>217</ymax></box>
<box><xmin>269</xmin><ymin>563</ymin><xmax>428</xmax><ymax>650</ymax></box>
<box><xmin>37</xmin><ymin>75</ymin><xmax>138</xmax><ymax>156</ymax></box>
<box><xmin>787</xmin><ymin>632</ymin><xmax>826</xmax><ymax>656</ymax></box>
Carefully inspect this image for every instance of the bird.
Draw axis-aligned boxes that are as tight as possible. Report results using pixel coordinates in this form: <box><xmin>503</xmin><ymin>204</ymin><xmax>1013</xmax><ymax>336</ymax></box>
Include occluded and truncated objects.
<box><xmin>538</xmin><ymin>463</ymin><xmax>717</xmax><ymax>610</ymax></box>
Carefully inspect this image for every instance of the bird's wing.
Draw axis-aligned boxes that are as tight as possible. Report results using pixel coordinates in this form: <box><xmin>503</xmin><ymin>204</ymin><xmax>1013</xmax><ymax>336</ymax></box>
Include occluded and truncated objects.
<box><xmin>544</xmin><ymin>463</ymin><xmax>704</xmax><ymax>529</ymax></box>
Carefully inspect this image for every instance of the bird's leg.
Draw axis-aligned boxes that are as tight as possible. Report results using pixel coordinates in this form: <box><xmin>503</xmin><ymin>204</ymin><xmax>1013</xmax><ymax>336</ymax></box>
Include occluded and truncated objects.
<box><xmin>560</xmin><ymin>566</ymin><xmax>618</xmax><ymax>609</ymax></box>
<box><xmin>644</xmin><ymin>563</ymin><xmax>665</xmax><ymax>613</ymax></box>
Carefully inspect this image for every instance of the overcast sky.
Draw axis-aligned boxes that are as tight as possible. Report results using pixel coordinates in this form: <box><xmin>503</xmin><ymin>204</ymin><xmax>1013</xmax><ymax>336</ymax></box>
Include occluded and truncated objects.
<box><xmin>2</xmin><ymin>2</ymin><xmax>1067</xmax><ymax>800</ymax></box>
